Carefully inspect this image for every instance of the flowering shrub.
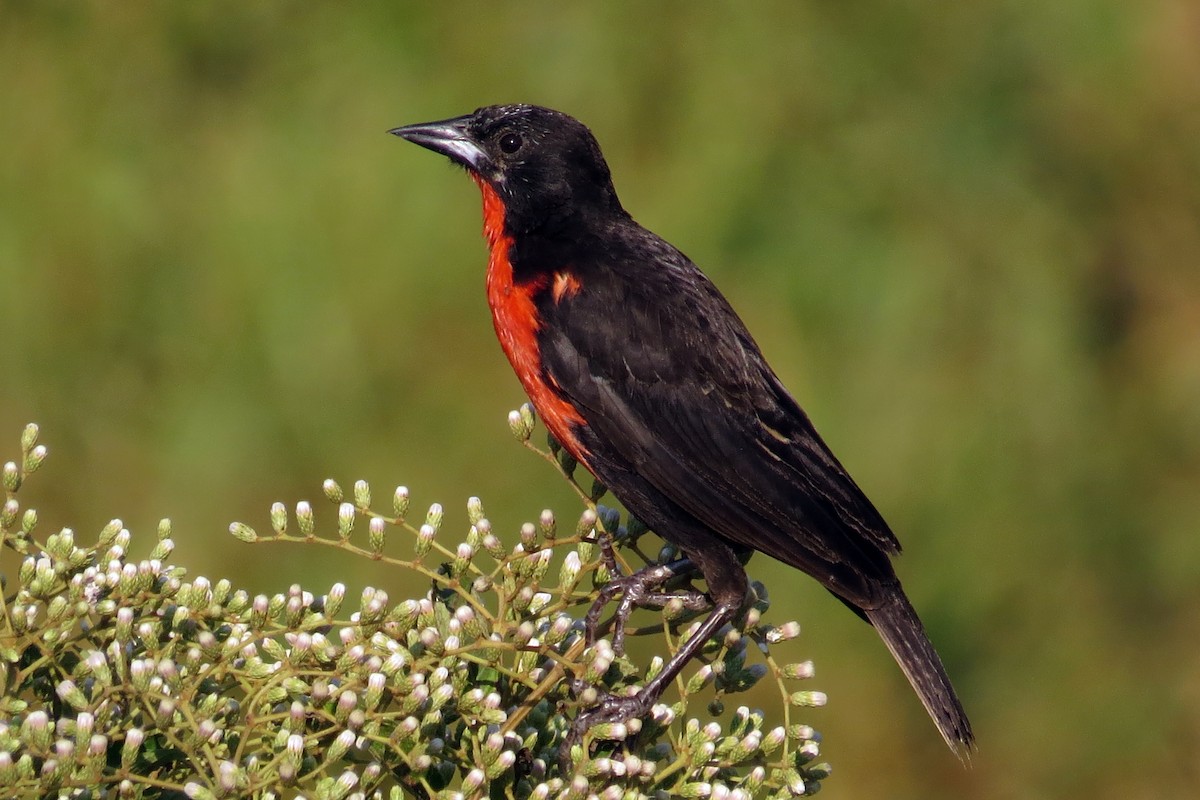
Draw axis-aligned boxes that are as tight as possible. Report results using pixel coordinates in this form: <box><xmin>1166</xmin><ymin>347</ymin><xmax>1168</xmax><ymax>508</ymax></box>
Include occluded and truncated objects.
<box><xmin>0</xmin><ymin>414</ymin><xmax>830</xmax><ymax>799</ymax></box>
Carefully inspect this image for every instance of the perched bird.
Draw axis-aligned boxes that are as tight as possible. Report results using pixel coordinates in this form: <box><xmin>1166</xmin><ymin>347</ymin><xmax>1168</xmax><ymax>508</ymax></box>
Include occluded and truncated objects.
<box><xmin>390</xmin><ymin>105</ymin><xmax>973</xmax><ymax>761</ymax></box>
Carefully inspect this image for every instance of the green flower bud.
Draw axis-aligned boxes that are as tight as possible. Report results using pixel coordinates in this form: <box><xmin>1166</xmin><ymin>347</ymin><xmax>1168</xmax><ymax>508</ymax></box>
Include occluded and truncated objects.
<box><xmin>296</xmin><ymin>501</ymin><xmax>315</xmax><ymax>537</ymax></box>
<box><xmin>486</xmin><ymin>749</ymin><xmax>516</xmax><ymax>780</ymax></box>
<box><xmin>393</xmin><ymin>486</ymin><xmax>409</xmax><ymax>520</ymax></box>
<box><xmin>559</xmin><ymin>550</ymin><xmax>582</xmax><ymax>592</ymax></box>
<box><xmin>530</xmin><ymin>547</ymin><xmax>553</xmax><ymax>582</ymax></box>
<box><xmin>337</xmin><ymin>502</ymin><xmax>356</xmax><ymax>540</ymax></box>
<box><xmin>330</xmin><ymin>770</ymin><xmax>358</xmax><ymax>800</ymax></box>
<box><xmin>284</xmin><ymin>732</ymin><xmax>305</xmax><ymax>771</ymax></box>
<box><xmin>742</xmin><ymin>765</ymin><xmax>766</xmax><ymax>793</ymax></box>
<box><xmin>364</xmin><ymin>672</ymin><xmax>386</xmax><ymax>710</ymax></box>
<box><xmin>451</xmin><ymin>542</ymin><xmax>474</xmax><ymax>577</ymax></box>
<box><xmin>389</xmin><ymin>599</ymin><xmax>420</xmax><ymax>634</ymax></box>
<box><xmin>46</xmin><ymin>596</ymin><xmax>69</xmax><ymax>622</ymax></box>
<box><xmin>663</xmin><ymin>597</ymin><xmax>686</xmax><ymax>621</ymax></box>
<box><xmin>787</xmin><ymin>724</ymin><xmax>816</xmax><ymax>743</ymax></box>
<box><xmin>155</xmin><ymin>699</ymin><xmax>177</xmax><ymax>729</ymax></box>
<box><xmin>789</xmin><ymin>690</ymin><xmax>827</xmax><ymax>707</ymax></box>
<box><xmin>589</xmin><ymin>722</ymin><xmax>628</xmax><ymax>741</ymax></box>
<box><xmin>1</xmin><ymin>499</ymin><xmax>19</xmax><ymax>528</ymax></box>
<box><xmin>481</xmin><ymin>528</ymin><xmax>506</xmax><ymax>559</ymax></box>
<box><xmin>414</xmin><ymin>524</ymin><xmax>435</xmax><ymax>558</ymax></box>
<box><xmin>520</xmin><ymin>403</ymin><xmax>536</xmax><ymax>431</ymax></box>
<box><xmin>424</xmin><ymin>503</ymin><xmax>443</xmax><ymax>531</ymax></box>
<box><xmin>268</xmin><ymin>502</ymin><xmax>287</xmax><ymax>535</ymax></box>
<box><xmin>228</xmin><ymin>522</ymin><xmax>257</xmax><ymax>543</ymax></box>
<box><xmin>353</xmin><ymin>479</ymin><xmax>372</xmax><ymax>510</ymax></box>
<box><xmin>766</xmin><ymin>620</ymin><xmax>801</xmax><ymax>643</ymax></box>
<box><xmin>783</xmin><ymin>661</ymin><xmax>815</xmax><ymax>680</ymax></box>
<box><xmin>798</xmin><ymin>739</ymin><xmax>821</xmax><ymax>762</ymax></box>
<box><xmin>22</xmin><ymin>710</ymin><xmax>52</xmax><ymax>750</ymax></box>
<box><xmin>508</xmin><ymin>408</ymin><xmax>531</xmax><ymax>441</ymax></box>
<box><xmin>589</xmin><ymin>478</ymin><xmax>607</xmax><ymax>501</ymax></box>
<box><xmin>762</xmin><ymin>726</ymin><xmax>786</xmax><ymax>755</ymax></box>
<box><xmin>3</xmin><ymin>462</ymin><xmax>20</xmax><ymax>492</ymax></box>
<box><xmin>23</xmin><ymin>445</ymin><xmax>47</xmax><ymax>475</ymax></box>
<box><xmin>20</xmin><ymin>423</ymin><xmax>39</xmax><ymax>453</ymax></box>
<box><xmin>520</xmin><ymin>522</ymin><xmax>537</xmax><ymax>550</ymax></box>
<box><xmin>686</xmin><ymin>664</ymin><xmax>714</xmax><ymax>695</ymax></box>
<box><xmin>0</xmin><ymin>753</ymin><xmax>16</xmax><ymax>787</ymax></box>
<box><xmin>461</xmin><ymin>767</ymin><xmax>485</xmax><ymax>794</ymax></box>
<box><xmin>368</xmin><ymin>516</ymin><xmax>387</xmax><ymax>555</ymax></box>
<box><xmin>575</xmin><ymin>508</ymin><xmax>597</xmax><ymax>539</ymax></box>
<box><xmin>150</xmin><ymin>538</ymin><xmax>174</xmax><ymax>561</ymax></box>
<box><xmin>463</xmin><ymin>498</ymin><xmax>486</xmax><ymax>530</ymax></box>
<box><xmin>784</xmin><ymin>768</ymin><xmax>806</xmax><ymax>796</ymax></box>
<box><xmin>326</xmin><ymin>729</ymin><xmax>356</xmax><ymax>764</ymax></box>
<box><xmin>725</xmin><ymin>728</ymin><xmax>761</xmax><ymax>762</ymax></box>
<box><xmin>121</xmin><ymin>728</ymin><xmax>144</xmax><ymax>769</ymax></box>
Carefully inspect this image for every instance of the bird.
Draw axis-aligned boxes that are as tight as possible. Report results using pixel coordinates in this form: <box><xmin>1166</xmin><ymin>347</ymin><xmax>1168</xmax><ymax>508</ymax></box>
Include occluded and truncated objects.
<box><xmin>389</xmin><ymin>104</ymin><xmax>974</xmax><ymax>763</ymax></box>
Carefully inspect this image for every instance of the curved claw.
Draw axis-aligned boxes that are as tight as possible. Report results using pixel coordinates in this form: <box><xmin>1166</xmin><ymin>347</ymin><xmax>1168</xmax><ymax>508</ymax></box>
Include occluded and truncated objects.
<box><xmin>559</xmin><ymin>544</ymin><xmax>749</xmax><ymax>777</ymax></box>
<box><xmin>584</xmin><ymin>558</ymin><xmax>703</xmax><ymax>655</ymax></box>
<box><xmin>584</xmin><ymin>579</ymin><xmax>627</xmax><ymax>649</ymax></box>
<box><xmin>558</xmin><ymin>689</ymin><xmax>652</xmax><ymax>773</ymax></box>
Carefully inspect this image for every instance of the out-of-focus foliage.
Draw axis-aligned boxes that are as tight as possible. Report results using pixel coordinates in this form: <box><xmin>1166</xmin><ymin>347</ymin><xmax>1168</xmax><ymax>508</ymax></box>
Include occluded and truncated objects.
<box><xmin>1</xmin><ymin>2</ymin><xmax>1197</xmax><ymax>798</ymax></box>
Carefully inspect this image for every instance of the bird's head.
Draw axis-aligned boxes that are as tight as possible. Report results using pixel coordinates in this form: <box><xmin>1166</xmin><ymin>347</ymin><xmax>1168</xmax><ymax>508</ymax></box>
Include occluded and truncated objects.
<box><xmin>391</xmin><ymin>104</ymin><xmax>623</xmax><ymax>235</ymax></box>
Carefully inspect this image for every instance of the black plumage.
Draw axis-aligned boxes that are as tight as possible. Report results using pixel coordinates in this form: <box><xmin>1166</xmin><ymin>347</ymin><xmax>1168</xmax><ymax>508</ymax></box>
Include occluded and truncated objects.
<box><xmin>391</xmin><ymin>104</ymin><xmax>974</xmax><ymax>761</ymax></box>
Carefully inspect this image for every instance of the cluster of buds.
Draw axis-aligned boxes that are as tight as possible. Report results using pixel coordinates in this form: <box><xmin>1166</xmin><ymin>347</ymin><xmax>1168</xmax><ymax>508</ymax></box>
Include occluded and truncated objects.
<box><xmin>1</xmin><ymin>418</ymin><xmax>830</xmax><ymax>799</ymax></box>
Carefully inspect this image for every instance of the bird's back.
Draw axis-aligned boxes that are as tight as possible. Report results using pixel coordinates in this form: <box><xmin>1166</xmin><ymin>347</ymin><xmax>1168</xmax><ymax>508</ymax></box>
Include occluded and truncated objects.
<box><xmin>527</xmin><ymin>217</ymin><xmax>904</xmax><ymax>611</ymax></box>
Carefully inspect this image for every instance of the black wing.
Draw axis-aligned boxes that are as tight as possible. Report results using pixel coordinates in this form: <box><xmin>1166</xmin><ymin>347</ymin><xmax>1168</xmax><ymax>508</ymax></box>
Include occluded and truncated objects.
<box><xmin>537</xmin><ymin>226</ymin><xmax>902</xmax><ymax>610</ymax></box>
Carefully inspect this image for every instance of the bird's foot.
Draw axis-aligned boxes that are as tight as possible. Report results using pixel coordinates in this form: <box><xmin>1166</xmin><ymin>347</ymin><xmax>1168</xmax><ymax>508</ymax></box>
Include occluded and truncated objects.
<box><xmin>584</xmin><ymin>559</ymin><xmax>710</xmax><ymax>654</ymax></box>
<box><xmin>558</xmin><ymin>687</ymin><xmax>656</xmax><ymax>774</ymax></box>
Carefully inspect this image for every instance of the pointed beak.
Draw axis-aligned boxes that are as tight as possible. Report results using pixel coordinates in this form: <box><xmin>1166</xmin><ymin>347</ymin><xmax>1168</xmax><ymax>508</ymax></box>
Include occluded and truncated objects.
<box><xmin>389</xmin><ymin>115</ymin><xmax>493</xmax><ymax>174</ymax></box>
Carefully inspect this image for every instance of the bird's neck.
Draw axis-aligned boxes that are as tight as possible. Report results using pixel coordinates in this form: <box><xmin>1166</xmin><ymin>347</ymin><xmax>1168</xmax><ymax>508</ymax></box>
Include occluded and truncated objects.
<box><xmin>471</xmin><ymin>174</ymin><xmax>589</xmax><ymax>459</ymax></box>
<box><xmin>473</xmin><ymin>174</ymin><xmax>508</xmax><ymax>251</ymax></box>
<box><xmin>471</xmin><ymin>173</ymin><xmax>631</xmax><ymax>285</ymax></box>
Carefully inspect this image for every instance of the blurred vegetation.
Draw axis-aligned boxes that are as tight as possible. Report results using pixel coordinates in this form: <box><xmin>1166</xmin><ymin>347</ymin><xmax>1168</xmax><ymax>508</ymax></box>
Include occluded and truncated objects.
<box><xmin>1</xmin><ymin>2</ymin><xmax>1198</xmax><ymax>798</ymax></box>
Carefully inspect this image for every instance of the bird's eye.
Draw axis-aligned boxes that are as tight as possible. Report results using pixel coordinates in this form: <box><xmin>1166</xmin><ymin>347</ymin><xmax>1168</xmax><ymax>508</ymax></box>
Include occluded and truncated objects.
<box><xmin>498</xmin><ymin>132</ymin><xmax>523</xmax><ymax>154</ymax></box>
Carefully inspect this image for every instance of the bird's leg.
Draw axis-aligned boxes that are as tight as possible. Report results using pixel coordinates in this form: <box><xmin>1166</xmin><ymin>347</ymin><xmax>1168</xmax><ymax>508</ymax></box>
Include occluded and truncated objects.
<box><xmin>596</xmin><ymin>525</ymin><xmax>623</xmax><ymax>578</ymax></box>
<box><xmin>584</xmin><ymin>519</ymin><xmax>646</xmax><ymax>653</ymax></box>
<box><xmin>583</xmin><ymin>557</ymin><xmax>710</xmax><ymax>655</ymax></box>
<box><xmin>562</xmin><ymin>538</ymin><xmax>748</xmax><ymax>772</ymax></box>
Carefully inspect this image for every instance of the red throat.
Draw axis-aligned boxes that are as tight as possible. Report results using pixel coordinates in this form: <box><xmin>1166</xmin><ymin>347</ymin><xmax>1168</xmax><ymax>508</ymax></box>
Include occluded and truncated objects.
<box><xmin>474</xmin><ymin>174</ymin><xmax>507</xmax><ymax>250</ymax></box>
<box><xmin>472</xmin><ymin>176</ymin><xmax>588</xmax><ymax>458</ymax></box>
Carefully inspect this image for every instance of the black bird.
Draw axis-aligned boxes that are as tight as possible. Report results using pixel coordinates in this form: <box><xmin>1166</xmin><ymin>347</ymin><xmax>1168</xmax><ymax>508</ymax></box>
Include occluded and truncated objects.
<box><xmin>391</xmin><ymin>104</ymin><xmax>974</xmax><ymax>761</ymax></box>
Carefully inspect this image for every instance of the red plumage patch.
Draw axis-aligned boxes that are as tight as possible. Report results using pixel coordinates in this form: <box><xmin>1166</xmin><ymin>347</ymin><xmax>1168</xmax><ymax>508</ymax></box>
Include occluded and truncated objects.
<box><xmin>552</xmin><ymin>272</ymin><xmax>582</xmax><ymax>303</ymax></box>
<box><xmin>473</xmin><ymin>176</ymin><xmax>589</xmax><ymax>459</ymax></box>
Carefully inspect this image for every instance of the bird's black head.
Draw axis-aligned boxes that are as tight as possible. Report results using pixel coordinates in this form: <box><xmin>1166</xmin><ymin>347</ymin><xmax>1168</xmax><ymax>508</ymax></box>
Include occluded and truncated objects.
<box><xmin>390</xmin><ymin>104</ymin><xmax>624</xmax><ymax>235</ymax></box>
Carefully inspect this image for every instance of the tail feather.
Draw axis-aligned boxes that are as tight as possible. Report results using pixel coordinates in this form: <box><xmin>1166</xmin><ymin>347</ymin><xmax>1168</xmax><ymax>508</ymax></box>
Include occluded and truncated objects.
<box><xmin>865</xmin><ymin>593</ymin><xmax>975</xmax><ymax>760</ymax></box>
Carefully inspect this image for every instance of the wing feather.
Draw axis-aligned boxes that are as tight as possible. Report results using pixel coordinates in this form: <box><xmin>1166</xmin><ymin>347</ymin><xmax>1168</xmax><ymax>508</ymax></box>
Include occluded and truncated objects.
<box><xmin>538</xmin><ymin>235</ymin><xmax>902</xmax><ymax>608</ymax></box>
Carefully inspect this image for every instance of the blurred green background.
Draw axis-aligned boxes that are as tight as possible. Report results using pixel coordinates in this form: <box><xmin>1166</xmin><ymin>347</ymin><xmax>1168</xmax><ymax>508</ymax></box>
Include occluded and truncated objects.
<box><xmin>3</xmin><ymin>2</ymin><xmax>1199</xmax><ymax>797</ymax></box>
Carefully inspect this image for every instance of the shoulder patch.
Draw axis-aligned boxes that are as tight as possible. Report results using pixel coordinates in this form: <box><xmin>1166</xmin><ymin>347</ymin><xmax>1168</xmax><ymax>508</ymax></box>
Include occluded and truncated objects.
<box><xmin>552</xmin><ymin>271</ymin><xmax>582</xmax><ymax>303</ymax></box>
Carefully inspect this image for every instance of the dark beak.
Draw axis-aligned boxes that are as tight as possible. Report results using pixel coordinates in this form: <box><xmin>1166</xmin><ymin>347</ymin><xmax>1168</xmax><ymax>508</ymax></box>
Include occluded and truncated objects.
<box><xmin>389</xmin><ymin>115</ymin><xmax>492</xmax><ymax>174</ymax></box>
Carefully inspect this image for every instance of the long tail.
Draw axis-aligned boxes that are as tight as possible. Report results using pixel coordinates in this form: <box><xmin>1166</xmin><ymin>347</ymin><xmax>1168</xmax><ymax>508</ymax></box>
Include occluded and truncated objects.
<box><xmin>865</xmin><ymin>592</ymin><xmax>975</xmax><ymax>760</ymax></box>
